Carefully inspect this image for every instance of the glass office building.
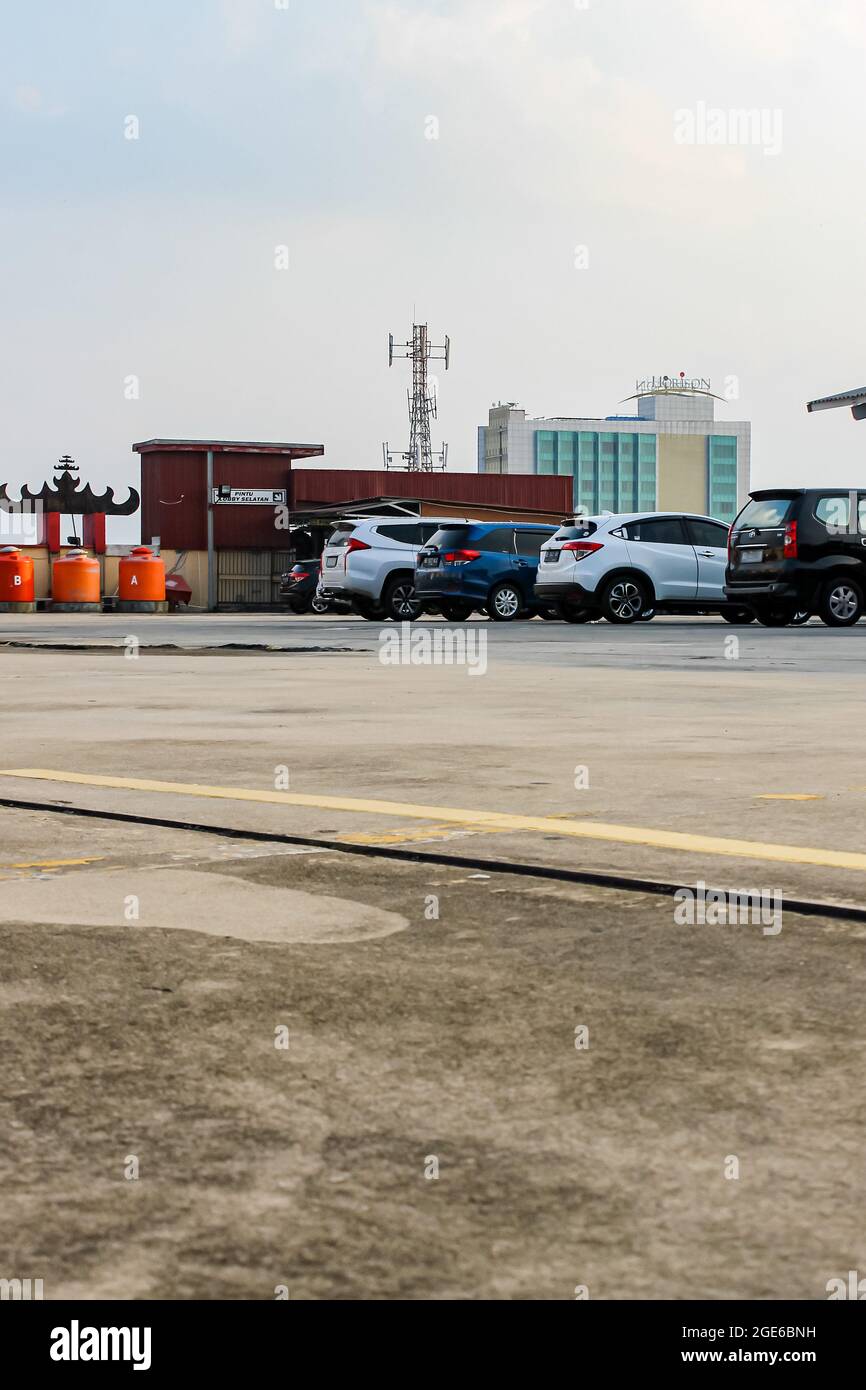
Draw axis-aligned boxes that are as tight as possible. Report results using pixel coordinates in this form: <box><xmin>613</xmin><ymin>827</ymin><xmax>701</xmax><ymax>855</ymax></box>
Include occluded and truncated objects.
<box><xmin>535</xmin><ymin>429</ymin><xmax>660</xmax><ymax>514</ymax></box>
<box><xmin>479</xmin><ymin>389</ymin><xmax>750</xmax><ymax>523</ymax></box>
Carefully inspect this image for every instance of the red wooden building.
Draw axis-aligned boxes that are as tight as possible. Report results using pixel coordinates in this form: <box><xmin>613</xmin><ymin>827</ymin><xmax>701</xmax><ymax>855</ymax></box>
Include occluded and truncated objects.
<box><xmin>134</xmin><ymin>439</ymin><xmax>572</xmax><ymax>607</ymax></box>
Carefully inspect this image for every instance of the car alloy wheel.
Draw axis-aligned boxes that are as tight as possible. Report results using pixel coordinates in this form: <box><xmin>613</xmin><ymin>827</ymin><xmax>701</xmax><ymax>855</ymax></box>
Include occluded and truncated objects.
<box><xmin>488</xmin><ymin>583</ymin><xmax>522</xmax><ymax>621</ymax></box>
<box><xmin>386</xmin><ymin>580</ymin><xmax>421</xmax><ymax>621</ymax></box>
<box><xmin>603</xmin><ymin>578</ymin><xmax>645</xmax><ymax>623</ymax></box>
<box><xmin>819</xmin><ymin>578</ymin><xmax>863</xmax><ymax>627</ymax></box>
<box><xmin>829</xmin><ymin>586</ymin><xmax>858</xmax><ymax>621</ymax></box>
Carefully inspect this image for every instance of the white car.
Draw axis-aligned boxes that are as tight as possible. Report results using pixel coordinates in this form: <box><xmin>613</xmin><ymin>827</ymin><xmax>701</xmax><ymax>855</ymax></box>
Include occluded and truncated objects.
<box><xmin>534</xmin><ymin>511</ymin><xmax>755</xmax><ymax>624</ymax></box>
<box><xmin>318</xmin><ymin>516</ymin><xmax>474</xmax><ymax>621</ymax></box>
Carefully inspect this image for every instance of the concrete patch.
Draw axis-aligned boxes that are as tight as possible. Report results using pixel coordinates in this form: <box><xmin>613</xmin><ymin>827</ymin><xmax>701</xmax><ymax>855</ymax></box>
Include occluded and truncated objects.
<box><xmin>0</xmin><ymin>868</ymin><xmax>409</xmax><ymax>944</ymax></box>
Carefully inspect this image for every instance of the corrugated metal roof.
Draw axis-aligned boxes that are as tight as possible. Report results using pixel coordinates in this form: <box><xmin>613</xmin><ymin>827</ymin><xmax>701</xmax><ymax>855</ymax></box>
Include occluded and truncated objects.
<box><xmin>291</xmin><ymin>469</ymin><xmax>571</xmax><ymax>512</ymax></box>
<box><xmin>134</xmin><ymin>439</ymin><xmax>324</xmax><ymax>456</ymax></box>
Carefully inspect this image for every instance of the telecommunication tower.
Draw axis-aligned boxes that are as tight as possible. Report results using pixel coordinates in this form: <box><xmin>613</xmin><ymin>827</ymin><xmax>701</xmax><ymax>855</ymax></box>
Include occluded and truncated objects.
<box><xmin>383</xmin><ymin>322</ymin><xmax>450</xmax><ymax>470</ymax></box>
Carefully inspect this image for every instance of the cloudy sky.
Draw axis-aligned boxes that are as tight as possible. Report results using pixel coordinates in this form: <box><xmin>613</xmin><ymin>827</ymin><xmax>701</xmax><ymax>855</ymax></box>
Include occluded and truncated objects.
<box><xmin>2</xmin><ymin>0</ymin><xmax>865</xmax><ymax>536</ymax></box>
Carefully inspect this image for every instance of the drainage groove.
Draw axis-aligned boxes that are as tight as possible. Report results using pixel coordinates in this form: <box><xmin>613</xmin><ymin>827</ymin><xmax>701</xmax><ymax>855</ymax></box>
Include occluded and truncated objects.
<box><xmin>1</xmin><ymin>794</ymin><xmax>864</xmax><ymax>923</ymax></box>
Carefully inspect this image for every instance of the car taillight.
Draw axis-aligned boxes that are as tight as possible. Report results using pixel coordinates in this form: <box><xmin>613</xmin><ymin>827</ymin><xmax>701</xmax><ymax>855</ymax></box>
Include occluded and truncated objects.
<box><xmin>727</xmin><ymin>525</ymin><xmax>734</xmax><ymax>564</ymax></box>
<box><xmin>344</xmin><ymin>537</ymin><xmax>371</xmax><ymax>566</ymax></box>
<box><xmin>559</xmin><ymin>540</ymin><xmax>603</xmax><ymax>559</ymax></box>
<box><xmin>293</xmin><ymin>571</ymin><xmax>310</xmax><ymax>581</ymax></box>
<box><xmin>443</xmin><ymin>549</ymin><xmax>480</xmax><ymax>564</ymax></box>
<box><xmin>783</xmin><ymin>521</ymin><xmax>798</xmax><ymax>558</ymax></box>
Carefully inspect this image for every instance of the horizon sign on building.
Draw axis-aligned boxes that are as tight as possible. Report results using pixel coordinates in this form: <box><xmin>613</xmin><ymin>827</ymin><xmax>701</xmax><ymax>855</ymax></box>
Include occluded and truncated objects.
<box><xmin>635</xmin><ymin>374</ymin><xmax>711</xmax><ymax>393</ymax></box>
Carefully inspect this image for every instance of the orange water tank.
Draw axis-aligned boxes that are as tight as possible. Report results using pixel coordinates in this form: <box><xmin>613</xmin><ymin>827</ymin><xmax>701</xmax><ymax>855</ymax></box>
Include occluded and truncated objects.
<box><xmin>0</xmin><ymin>546</ymin><xmax>35</xmax><ymax>608</ymax></box>
<box><xmin>51</xmin><ymin>549</ymin><xmax>101</xmax><ymax>608</ymax></box>
<box><xmin>118</xmin><ymin>546</ymin><xmax>166</xmax><ymax>603</ymax></box>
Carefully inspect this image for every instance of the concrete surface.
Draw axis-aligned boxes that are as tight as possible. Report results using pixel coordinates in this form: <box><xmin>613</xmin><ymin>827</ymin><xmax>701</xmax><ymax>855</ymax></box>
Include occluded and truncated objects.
<box><xmin>1</xmin><ymin>811</ymin><xmax>864</xmax><ymax>1301</ymax></box>
<box><xmin>3</xmin><ymin>608</ymin><xmax>866</xmax><ymax>674</ymax></box>
<box><xmin>1</xmin><ymin>616</ymin><xmax>865</xmax><ymax>1299</ymax></box>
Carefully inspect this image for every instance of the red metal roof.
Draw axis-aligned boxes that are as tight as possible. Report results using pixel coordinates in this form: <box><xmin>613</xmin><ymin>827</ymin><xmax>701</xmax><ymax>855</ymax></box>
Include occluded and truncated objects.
<box><xmin>291</xmin><ymin>469</ymin><xmax>570</xmax><ymax>512</ymax></box>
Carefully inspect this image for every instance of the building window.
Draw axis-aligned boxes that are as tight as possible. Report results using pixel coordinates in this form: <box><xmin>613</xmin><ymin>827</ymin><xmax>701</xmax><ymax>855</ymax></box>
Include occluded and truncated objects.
<box><xmin>557</xmin><ymin>431</ymin><xmax>576</xmax><ymax>477</ymax></box>
<box><xmin>536</xmin><ymin>430</ymin><xmax>556</xmax><ymax>476</ymax></box>
<box><xmin>707</xmin><ymin>436</ymin><xmax>738</xmax><ymax>522</ymax></box>
<box><xmin>576</xmin><ymin>432</ymin><xmax>598</xmax><ymax>514</ymax></box>
<box><xmin>638</xmin><ymin>435</ymin><xmax>657</xmax><ymax>510</ymax></box>
<box><xmin>615</xmin><ymin>434</ymin><xmax>638</xmax><ymax>511</ymax></box>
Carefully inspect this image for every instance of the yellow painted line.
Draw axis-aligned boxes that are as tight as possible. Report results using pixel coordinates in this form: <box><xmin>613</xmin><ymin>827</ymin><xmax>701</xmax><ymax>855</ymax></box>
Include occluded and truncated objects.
<box><xmin>4</xmin><ymin>857</ymin><xmax>105</xmax><ymax>869</ymax></box>
<box><xmin>336</xmin><ymin>820</ymin><xmax>516</xmax><ymax>846</ymax></box>
<box><xmin>339</xmin><ymin>829</ymin><xmax>458</xmax><ymax>846</ymax></box>
<box><xmin>756</xmin><ymin>794</ymin><xmax>825</xmax><ymax>802</ymax></box>
<box><xmin>1</xmin><ymin>767</ymin><xmax>864</xmax><ymax>872</ymax></box>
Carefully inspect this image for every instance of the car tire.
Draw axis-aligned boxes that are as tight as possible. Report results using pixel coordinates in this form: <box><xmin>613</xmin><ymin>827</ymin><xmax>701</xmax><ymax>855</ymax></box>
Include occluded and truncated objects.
<box><xmin>599</xmin><ymin>575</ymin><xmax>648</xmax><ymax>624</ymax></box>
<box><xmin>638</xmin><ymin>608</ymin><xmax>655</xmax><ymax>622</ymax></box>
<box><xmin>557</xmin><ymin>603</ymin><xmax>593</xmax><ymax>623</ymax></box>
<box><xmin>382</xmin><ymin>577</ymin><xmax>421</xmax><ymax>622</ymax></box>
<box><xmin>538</xmin><ymin>607</ymin><xmax>560</xmax><ymax>620</ymax></box>
<box><xmin>441</xmin><ymin>601</ymin><xmax>472</xmax><ymax>622</ymax></box>
<box><xmin>817</xmin><ymin>578</ymin><xmax>863</xmax><ymax>627</ymax></box>
<box><xmin>353</xmin><ymin>596</ymin><xmax>384</xmax><ymax>621</ymax></box>
<box><xmin>754</xmin><ymin>604</ymin><xmax>794</xmax><ymax>627</ymax></box>
<box><xmin>288</xmin><ymin>598</ymin><xmax>310</xmax><ymax>614</ymax></box>
<box><xmin>790</xmin><ymin>610</ymin><xmax>811</xmax><ymax>625</ymax></box>
<box><xmin>721</xmin><ymin>607</ymin><xmax>756</xmax><ymax>624</ymax></box>
<box><xmin>310</xmin><ymin>594</ymin><xmax>329</xmax><ymax>615</ymax></box>
<box><xmin>487</xmin><ymin>582</ymin><xmax>523</xmax><ymax>621</ymax></box>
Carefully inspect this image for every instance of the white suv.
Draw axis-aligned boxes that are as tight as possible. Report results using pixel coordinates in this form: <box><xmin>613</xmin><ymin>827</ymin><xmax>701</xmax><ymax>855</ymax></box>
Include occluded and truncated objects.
<box><xmin>535</xmin><ymin>511</ymin><xmax>754</xmax><ymax>624</ymax></box>
<box><xmin>319</xmin><ymin>517</ymin><xmax>473</xmax><ymax>621</ymax></box>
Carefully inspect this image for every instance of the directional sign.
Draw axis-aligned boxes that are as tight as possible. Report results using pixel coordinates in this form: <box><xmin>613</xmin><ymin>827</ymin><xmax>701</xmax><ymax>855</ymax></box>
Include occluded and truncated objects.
<box><xmin>211</xmin><ymin>487</ymin><xmax>287</xmax><ymax>505</ymax></box>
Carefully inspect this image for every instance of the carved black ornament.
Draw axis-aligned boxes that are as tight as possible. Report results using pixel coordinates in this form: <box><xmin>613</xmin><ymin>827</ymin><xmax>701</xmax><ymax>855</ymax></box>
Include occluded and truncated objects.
<box><xmin>0</xmin><ymin>457</ymin><xmax>139</xmax><ymax>516</ymax></box>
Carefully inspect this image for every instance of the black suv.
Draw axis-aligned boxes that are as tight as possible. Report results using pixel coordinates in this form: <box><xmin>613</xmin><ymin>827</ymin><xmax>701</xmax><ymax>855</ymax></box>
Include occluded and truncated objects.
<box><xmin>726</xmin><ymin>489</ymin><xmax>866</xmax><ymax>626</ymax></box>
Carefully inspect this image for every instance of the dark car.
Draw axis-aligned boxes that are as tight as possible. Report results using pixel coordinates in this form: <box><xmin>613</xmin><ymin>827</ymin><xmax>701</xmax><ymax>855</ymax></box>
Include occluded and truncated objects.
<box><xmin>726</xmin><ymin>488</ymin><xmax>866</xmax><ymax>626</ymax></box>
<box><xmin>415</xmin><ymin>522</ymin><xmax>558</xmax><ymax>621</ymax></box>
<box><xmin>279</xmin><ymin>560</ymin><xmax>329</xmax><ymax>614</ymax></box>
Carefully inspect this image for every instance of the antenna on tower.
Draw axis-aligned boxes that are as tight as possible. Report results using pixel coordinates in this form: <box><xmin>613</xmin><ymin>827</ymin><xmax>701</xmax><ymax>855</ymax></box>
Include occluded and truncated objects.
<box><xmin>383</xmin><ymin>322</ymin><xmax>450</xmax><ymax>471</ymax></box>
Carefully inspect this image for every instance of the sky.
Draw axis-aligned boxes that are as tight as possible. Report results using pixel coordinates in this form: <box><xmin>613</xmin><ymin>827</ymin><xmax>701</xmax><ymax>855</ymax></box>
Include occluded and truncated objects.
<box><xmin>2</xmin><ymin>0</ymin><xmax>866</xmax><ymax>542</ymax></box>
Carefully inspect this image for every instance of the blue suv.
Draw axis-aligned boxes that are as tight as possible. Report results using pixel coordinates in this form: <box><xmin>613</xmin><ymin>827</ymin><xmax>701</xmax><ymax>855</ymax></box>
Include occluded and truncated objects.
<box><xmin>415</xmin><ymin>522</ymin><xmax>558</xmax><ymax>620</ymax></box>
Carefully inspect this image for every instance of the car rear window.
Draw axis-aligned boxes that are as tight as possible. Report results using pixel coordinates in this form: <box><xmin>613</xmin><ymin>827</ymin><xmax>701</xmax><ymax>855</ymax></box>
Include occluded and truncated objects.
<box><xmin>325</xmin><ymin>525</ymin><xmax>357</xmax><ymax>548</ymax></box>
<box><xmin>736</xmin><ymin>498</ymin><xmax>794</xmax><ymax>529</ymax></box>
<box><xmin>426</xmin><ymin>526</ymin><xmax>474</xmax><ymax>550</ymax></box>
<box><xmin>553</xmin><ymin>522</ymin><xmax>597</xmax><ymax>541</ymax></box>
